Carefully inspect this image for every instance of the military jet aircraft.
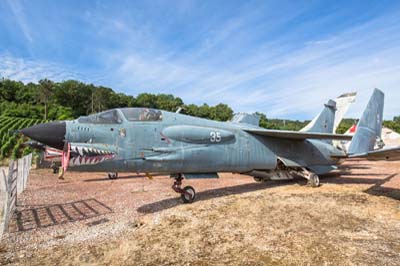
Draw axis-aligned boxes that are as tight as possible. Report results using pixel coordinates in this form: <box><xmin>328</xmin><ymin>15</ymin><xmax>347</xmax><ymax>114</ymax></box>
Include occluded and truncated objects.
<box><xmin>21</xmin><ymin>88</ymin><xmax>400</xmax><ymax>203</ymax></box>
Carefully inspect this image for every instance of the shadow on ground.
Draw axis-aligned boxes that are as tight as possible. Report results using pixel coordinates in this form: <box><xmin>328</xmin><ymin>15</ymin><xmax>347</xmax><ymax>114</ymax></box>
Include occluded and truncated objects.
<box><xmin>83</xmin><ymin>175</ymin><xmax>146</xmax><ymax>182</ymax></box>
<box><xmin>139</xmin><ymin>170</ymin><xmax>400</xmax><ymax>214</ymax></box>
<box><xmin>137</xmin><ymin>180</ymin><xmax>295</xmax><ymax>214</ymax></box>
<box><xmin>9</xmin><ymin>199</ymin><xmax>113</xmax><ymax>232</ymax></box>
<box><xmin>83</xmin><ymin>173</ymin><xmax>164</xmax><ymax>182</ymax></box>
<box><xmin>363</xmin><ymin>173</ymin><xmax>400</xmax><ymax>200</ymax></box>
<box><xmin>322</xmin><ymin>172</ymin><xmax>400</xmax><ymax>200</ymax></box>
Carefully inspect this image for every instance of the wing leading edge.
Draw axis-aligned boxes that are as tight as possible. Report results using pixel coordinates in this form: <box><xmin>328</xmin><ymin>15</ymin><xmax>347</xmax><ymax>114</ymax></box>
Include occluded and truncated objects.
<box><xmin>243</xmin><ymin>128</ymin><xmax>353</xmax><ymax>140</ymax></box>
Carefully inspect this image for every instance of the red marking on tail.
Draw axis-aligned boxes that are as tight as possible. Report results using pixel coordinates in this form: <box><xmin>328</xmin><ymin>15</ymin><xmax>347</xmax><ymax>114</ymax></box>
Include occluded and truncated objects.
<box><xmin>349</xmin><ymin>124</ymin><xmax>357</xmax><ymax>133</ymax></box>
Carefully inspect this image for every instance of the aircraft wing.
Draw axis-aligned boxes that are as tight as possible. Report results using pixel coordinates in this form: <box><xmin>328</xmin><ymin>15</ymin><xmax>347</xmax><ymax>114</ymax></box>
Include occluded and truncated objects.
<box><xmin>348</xmin><ymin>146</ymin><xmax>400</xmax><ymax>161</ymax></box>
<box><xmin>243</xmin><ymin>128</ymin><xmax>353</xmax><ymax>140</ymax></box>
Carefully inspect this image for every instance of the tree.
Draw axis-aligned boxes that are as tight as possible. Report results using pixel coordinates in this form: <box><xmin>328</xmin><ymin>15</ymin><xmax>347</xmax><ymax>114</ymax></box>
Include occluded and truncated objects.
<box><xmin>53</xmin><ymin>80</ymin><xmax>92</xmax><ymax>117</ymax></box>
<box><xmin>257</xmin><ymin>112</ymin><xmax>268</xmax><ymax>128</ymax></box>
<box><xmin>135</xmin><ymin>93</ymin><xmax>158</xmax><ymax>108</ymax></box>
<box><xmin>155</xmin><ymin>94</ymin><xmax>183</xmax><ymax>112</ymax></box>
<box><xmin>38</xmin><ymin>79</ymin><xmax>54</xmax><ymax>120</ymax></box>
<box><xmin>210</xmin><ymin>103</ymin><xmax>233</xmax><ymax>121</ymax></box>
<box><xmin>0</xmin><ymin>79</ymin><xmax>24</xmax><ymax>102</ymax></box>
<box><xmin>117</xmin><ymin>93</ymin><xmax>135</xmax><ymax>108</ymax></box>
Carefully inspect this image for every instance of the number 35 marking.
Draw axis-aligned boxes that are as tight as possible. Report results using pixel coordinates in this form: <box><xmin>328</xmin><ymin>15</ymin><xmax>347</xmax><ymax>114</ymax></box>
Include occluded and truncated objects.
<box><xmin>210</xmin><ymin>131</ymin><xmax>221</xmax><ymax>142</ymax></box>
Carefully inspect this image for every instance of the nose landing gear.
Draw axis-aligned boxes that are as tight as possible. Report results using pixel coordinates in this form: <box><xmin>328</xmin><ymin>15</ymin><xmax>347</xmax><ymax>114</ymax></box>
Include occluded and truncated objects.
<box><xmin>172</xmin><ymin>174</ymin><xmax>196</xmax><ymax>203</ymax></box>
<box><xmin>108</xmin><ymin>172</ymin><xmax>118</xmax><ymax>179</ymax></box>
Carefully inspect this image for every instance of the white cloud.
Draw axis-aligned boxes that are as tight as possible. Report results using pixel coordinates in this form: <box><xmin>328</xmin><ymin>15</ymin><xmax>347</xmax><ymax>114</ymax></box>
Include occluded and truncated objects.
<box><xmin>1</xmin><ymin>2</ymin><xmax>400</xmax><ymax>120</ymax></box>
<box><xmin>106</xmin><ymin>10</ymin><xmax>400</xmax><ymax>119</ymax></box>
<box><xmin>7</xmin><ymin>0</ymin><xmax>33</xmax><ymax>43</ymax></box>
<box><xmin>0</xmin><ymin>54</ymin><xmax>97</xmax><ymax>84</ymax></box>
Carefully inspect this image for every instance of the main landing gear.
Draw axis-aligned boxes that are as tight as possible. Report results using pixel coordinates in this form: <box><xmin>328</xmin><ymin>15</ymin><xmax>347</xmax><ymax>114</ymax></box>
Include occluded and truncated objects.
<box><xmin>307</xmin><ymin>172</ymin><xmax>320</xmax><ymax>187</ymax></box>
<box><xmin>172</xmin><ymin>174</ymin><xmax>196</xmax><ymax>203</ymax></box>
<box><xmin>250</xmin><ymin>167</ymin><xmax>320</xmax><ymax>187</ymax></box>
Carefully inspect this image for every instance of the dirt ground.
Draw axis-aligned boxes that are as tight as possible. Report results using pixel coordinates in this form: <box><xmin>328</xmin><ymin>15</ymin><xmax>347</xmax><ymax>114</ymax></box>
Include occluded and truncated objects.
<box><xmin>1</xmin><ymin>160</ymin><xmax>400</xmax><ymax>265</ymax></box>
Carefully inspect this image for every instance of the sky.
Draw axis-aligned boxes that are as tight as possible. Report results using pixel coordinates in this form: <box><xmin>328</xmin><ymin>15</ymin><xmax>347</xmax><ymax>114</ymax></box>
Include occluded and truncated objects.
<box><xmin>0</xmin><ymin>0</ymin><xmax>400</xmax><ymax>120</ymax></box>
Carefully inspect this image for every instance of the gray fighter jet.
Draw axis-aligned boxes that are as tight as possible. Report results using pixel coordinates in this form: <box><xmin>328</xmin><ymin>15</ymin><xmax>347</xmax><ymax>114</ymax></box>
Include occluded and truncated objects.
<box><xmin>21</xmin><ymin>89</ymin><xmax>400</xmax><ymax>203</ymax></box>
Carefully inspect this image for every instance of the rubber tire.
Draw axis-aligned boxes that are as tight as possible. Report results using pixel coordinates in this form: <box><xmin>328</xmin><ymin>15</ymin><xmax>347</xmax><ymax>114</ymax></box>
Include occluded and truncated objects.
<box><xmin>108</xmin><ymin>172</ymin><xmax>118</xmax><ymax>179</ymax></box>
<box><xmin>181</xmin><ymin>186</ymin><xmax>196</xmax><ymax>203</ymax></box>
<box><xmin>308</xmin><ymin>173</ymin><xmax>320</xmax><ymax>187</ymax></box>
<box><xmin>253</xmin><ymin>176</ymin><xmax>263</xmax><ymax>183</ymax></box>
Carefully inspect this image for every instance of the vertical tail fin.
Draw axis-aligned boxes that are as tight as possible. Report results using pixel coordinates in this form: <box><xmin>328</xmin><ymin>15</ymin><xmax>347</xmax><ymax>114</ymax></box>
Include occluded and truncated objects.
<box><xmin>333</xmin><ymin>92</ymin><xmax>357</xmax><ymax>132</ymax></box>
<box><xmin>301</xmin><ymin>92</ymin><xmax>356</xmax><ymax>134</ymax></box>
<box><xmin>300</xmin><ymin>99</ymin><xmax>336</xmax><ymax>133</ymax></box>
<box><xmin>348</xmin><ymin>89</ymin><xmax>384</xmax><ymax>154</ymax></box>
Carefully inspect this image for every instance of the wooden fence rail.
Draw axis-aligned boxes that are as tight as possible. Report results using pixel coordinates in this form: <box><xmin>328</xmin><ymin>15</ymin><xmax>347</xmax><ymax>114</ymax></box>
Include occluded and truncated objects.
<box><xmin>0</xmin><ymin>153</ymin><xmax>32</xmax><ymax>239</ymax></box>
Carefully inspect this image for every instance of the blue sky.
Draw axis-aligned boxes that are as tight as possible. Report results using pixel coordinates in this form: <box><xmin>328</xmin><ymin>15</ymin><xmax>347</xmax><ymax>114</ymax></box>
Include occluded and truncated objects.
<box><xmin>1</xmin><ymin>0</ymin><xmax>400</xmax><ymax>119</ymax></box>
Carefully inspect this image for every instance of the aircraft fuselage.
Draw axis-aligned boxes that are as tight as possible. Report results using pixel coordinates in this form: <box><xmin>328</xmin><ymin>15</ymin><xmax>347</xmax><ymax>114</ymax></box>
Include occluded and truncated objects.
<box><xmin>62</xmin><ymin>108</ymin><xmax>343</xmax><ymax>175</ymax></box>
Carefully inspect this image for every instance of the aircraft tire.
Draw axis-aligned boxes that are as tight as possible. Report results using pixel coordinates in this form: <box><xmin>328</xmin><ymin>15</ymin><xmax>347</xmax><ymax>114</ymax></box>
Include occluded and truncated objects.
<box><xmin>181</xmin><ymin>186</ymin><xmax>196</xmax><ymax>203</ymax></box>
<box><xmin>52</xmin><ymin>167</ymin><xmax>59</xmax><ymax>174</ymax></box>
<box><xmin>308</xmin><ymin>173</ymin><xmax>320</xmax><ymax>187</ymax></box>
<box><xmin>108</xmin><ymin>172</ymin><xmax>118</xmax><ymax>179</ymax></box>
<box><xmin>253</xmin><ymin>176</ymin><xmax>263</xmax><ymax>182</ymax></box>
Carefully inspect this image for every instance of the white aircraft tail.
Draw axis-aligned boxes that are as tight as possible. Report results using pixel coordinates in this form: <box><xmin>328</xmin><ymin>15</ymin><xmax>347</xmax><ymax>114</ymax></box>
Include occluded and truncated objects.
<box><xmin>333</xmin><ymin>92</ymin><xmax>357</xmax><ymax>132</ymax></box>
<box><xmin>301</xmin><ymin>91</ymin><xmax>356</xmax><ymax>133</ymax></box>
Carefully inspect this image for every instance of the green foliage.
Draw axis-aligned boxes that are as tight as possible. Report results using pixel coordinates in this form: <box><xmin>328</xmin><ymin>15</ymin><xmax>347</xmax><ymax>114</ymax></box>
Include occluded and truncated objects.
<box><xmin>135</xmin><ymin>93</ymin><xmax>183</xmax><ymax>112</ymax></box>
<box><xmin>386</xmin><ymin>116</ymin><xmax>400</xmax><ymax>133</ymax></box>
<box><xmin>336</xmin><ymin>118</ymin><xmax>400</xmax><ymax>135</ymax></box>
<box><xmin>0</xmin><ymin>101</ymin><xmax>44</xmax><ymax>119</ymax></box>
<box><xmin>336</xmin><ymin>118</ymin><xmax>357</xmax><ymax>134</ymax></box>
<box><xmin>394</xmin><ymin>116</ymin><xmax>400</xmax><ymax>123</ymax></box>
<box><xmin>0</xmin><ymin>116</ymin><xmax>46</xmax><ymax>160</ymax></box>
<box><xmin>184</xmin><ymin>103</ymin><xmax>233</xmax><ymax>121</ymax></box>
<box><xmin>257</xmin><ymin>112</ymin><xmax>307</xmax><ymax>130</ymax></box>
<box><xmin>0</xmin><ymin>79</ymin><xmax>25</xmax><ymax>102</ymax></box>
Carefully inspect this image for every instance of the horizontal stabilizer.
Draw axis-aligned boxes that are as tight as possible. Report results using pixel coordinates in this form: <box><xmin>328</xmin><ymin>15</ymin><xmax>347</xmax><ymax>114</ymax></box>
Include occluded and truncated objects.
<box><xmin>244</xmin><ymin>128</ymin><xmax>352</xmax><ymax>140</ymax></box>
<box><xmin>349</xmin><ymin>146</ymin><xmax>400</xmax><ymax>161</ymax></box>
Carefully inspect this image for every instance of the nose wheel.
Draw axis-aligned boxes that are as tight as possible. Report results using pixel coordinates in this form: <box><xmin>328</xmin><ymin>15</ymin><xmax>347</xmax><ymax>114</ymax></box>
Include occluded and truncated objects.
<box><xmin>108</xmin><ymin>172</ymin><xmax>118</xmax><ymax>179</ymax></box>
<box><xmin>172</xmin><ymin>174</ymin><xmax>196</xmax><ymax>203</ymax></box>
<box><xmin>181</xmin><ymin>186</ymin><xmax>196</xmax><ymax>203</ymax></box>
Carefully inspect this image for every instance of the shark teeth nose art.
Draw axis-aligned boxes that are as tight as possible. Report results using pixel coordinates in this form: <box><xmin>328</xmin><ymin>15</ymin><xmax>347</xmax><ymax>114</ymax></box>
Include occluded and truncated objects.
<box><xmin>69</xmin><ymin>144</ymin><xmax>115</xmax><ymax>166</ymax></box>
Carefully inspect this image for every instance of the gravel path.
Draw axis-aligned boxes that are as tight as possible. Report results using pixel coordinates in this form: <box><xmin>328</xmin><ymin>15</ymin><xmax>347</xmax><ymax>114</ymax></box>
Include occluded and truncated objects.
<box><xmin>0</xmin><ymin>160</ymin><xmax>399</xmax><ymax>265</ymax></box>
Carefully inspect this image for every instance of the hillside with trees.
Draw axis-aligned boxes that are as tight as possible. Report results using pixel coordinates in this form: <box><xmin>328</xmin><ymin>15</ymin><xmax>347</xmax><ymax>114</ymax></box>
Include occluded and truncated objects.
<box><xmin>0</xmin><ymin>78</ymin><xmax>399</xmax><ymax>160</ymax></box>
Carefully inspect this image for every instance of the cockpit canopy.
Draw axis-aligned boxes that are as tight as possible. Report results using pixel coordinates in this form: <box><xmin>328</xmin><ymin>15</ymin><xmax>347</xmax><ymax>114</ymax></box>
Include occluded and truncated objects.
<box><xmin>78</xmin><ymin>109</ymin><xmax>122</xmax><ymax>124</ymax></box>
<box><xmin>78</xmin><ymin>108</ymin><xmax>163</xmax><ymax>124</ymax></box>
<box><xmin>121</xmin><ymin>108</ymin><xmax>162</xmax><ymax>121</ymax></box>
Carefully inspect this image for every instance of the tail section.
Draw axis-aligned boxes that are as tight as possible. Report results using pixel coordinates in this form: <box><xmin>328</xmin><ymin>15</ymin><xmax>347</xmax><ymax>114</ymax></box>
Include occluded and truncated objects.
<box><xmin>348</xmin><ymin>89</ymin><xmax>384</xmax><ymax>154</ymax></box>
<box><xmin>300</xmin><ymin>99</ymin><xmax>336</xmax><ymax>133</ymax></box>
<box><xmin>301</xmin><ymin>92</ymin><xmax>356</xmax><ymax>134</ymax></box>
<box><xmin>333</xmin><ymin>92</ymin><xmax>357</xmax><ymax>132</ymax></box>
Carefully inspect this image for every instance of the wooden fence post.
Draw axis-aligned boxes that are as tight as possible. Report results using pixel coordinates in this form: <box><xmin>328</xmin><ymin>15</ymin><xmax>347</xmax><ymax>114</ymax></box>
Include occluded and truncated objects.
<box><xmin>1</xmin><ymin>154</ymin><xmax>33</xmax><ymax>238</ymax></box>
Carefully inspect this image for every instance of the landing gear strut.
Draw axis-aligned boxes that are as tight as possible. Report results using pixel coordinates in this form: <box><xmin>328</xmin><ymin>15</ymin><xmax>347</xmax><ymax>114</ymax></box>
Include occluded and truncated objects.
<box><xmin>172</xmin><ymin>174</ymin><xmax>196</xmax><ymax>203</ymax></box>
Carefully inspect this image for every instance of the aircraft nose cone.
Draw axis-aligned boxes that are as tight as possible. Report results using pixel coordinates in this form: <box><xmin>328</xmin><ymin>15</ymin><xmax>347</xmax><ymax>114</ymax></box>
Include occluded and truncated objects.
<box><xmin>21</xmin><ymin>121</ymin><xmax>66</xmax><ymax>150</ymax></box>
